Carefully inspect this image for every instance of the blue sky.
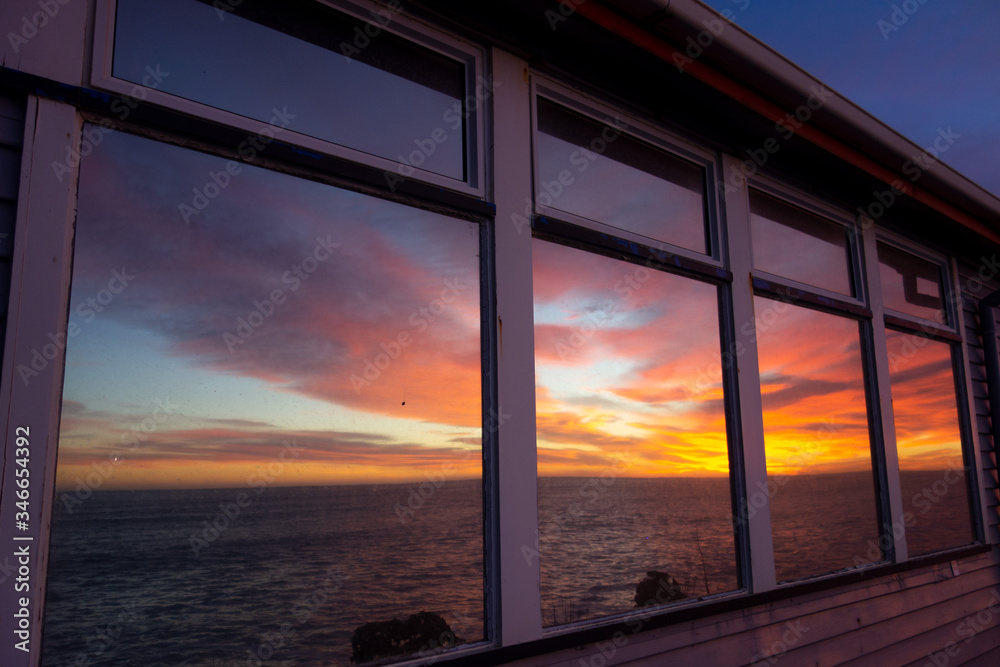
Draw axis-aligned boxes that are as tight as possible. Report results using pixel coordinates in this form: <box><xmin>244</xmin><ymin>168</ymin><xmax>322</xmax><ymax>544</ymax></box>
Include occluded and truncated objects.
<box><xmin>701</xmin><ymin>0</ymin><xmax>1000</xmax><ymax>197</ymax></box>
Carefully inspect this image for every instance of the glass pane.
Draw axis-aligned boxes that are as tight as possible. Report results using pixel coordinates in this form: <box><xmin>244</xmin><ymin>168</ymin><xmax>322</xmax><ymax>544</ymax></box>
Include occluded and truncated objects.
<box><xmin>43</xmin><ymin>128</ymin><xmax>483</xmax><ymax>665</ymax></box>
<box><xmin>877</xmin><ymin>242</ymin><xmax>948</xmax><ymax>324</ymax></box>
<box><xmin>114</xmin><ymin>0</ymin><xmax>467</xmax><ymax>180</ymax></box>
<box><xmin>885</xmin><ymin>330</ymin><xmax>974</xmax><ymax>554</ymax></box>
<box><xmin>533</xmin><ymin>240</ymin><xmax>737</xmax><ymax>626</ymax></box>
<box><xmin>536</xmin><ymin>99</ymin><xmax>707</xmax><ymax>254</ymax></box>
<box><xmin>749</xmin><ymin>190</ymin><xmax>853</xmax><ymax>296</ymax></box>
<box><xmin>754</xmin><ymin>298</ymin><xmax>880</xmax><ymax>581</ymax></box>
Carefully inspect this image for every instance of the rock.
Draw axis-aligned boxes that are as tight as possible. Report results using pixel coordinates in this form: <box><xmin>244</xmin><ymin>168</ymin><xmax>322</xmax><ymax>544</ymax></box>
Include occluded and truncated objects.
<box><xmin>634</xmin><ymin>570</ymin><xmax>686</xmax><ymax>607</ymax></box>
<box><xmin>351</xmin><ymin>610</ymin><xmax>458</xmax><ymax>663</ymax></box>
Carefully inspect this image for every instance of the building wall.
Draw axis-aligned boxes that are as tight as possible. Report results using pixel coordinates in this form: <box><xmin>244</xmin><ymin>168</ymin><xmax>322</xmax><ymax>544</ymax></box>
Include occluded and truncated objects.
<box><xmin>0</xmin><ymin>2</ymin><xmax>998</xmax><ymax>666</ymax></box>
<box><xmin>960</xmin><ymin>262</ymin><xmax>1000</xmax><ymax>545</ymax></box>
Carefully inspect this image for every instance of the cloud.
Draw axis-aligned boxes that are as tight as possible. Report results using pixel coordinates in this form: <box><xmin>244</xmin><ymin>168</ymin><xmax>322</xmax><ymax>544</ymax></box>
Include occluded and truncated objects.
<box><xmin>55</xmin><ymin>401</ymin><xmax>478</xmax><ymax>490</ymax></box>
<box><xmin>71</xmin><ymin>130</ymin><xmax>483</xmax><ymax>429</ymax></box>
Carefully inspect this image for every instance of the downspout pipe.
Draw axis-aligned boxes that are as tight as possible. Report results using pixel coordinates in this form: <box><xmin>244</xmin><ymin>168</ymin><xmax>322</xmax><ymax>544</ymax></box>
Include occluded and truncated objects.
<box><xmin>979</xmin><ymin>290</ymin><xmax>1000</xmax><ymax>458</ymax></box>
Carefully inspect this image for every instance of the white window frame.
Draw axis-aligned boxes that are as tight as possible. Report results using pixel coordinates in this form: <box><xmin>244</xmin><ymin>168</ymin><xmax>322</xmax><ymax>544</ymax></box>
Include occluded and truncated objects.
<box><xmin>871</xmin><ymin>231</ymin><xmax>989</xmax><ymax>553</ymax></box>
<box><xmin>91</xmin><ymin>0</ymin><xmax>488</xmax><ymax>197</ymax></box>
<box><xmin>747</xmin><ymin>175</ymin><xmax>869</xmax><ymax>310</ymax></box>
<box><xmin>530</xmin><ymin>76</ymin><xmax>725</xmax><ymax>267</ymax></box>
<box><xmin>874</xmin><ymin>230</ymin><xmax>961</xmax><ymax>335</ymax></box>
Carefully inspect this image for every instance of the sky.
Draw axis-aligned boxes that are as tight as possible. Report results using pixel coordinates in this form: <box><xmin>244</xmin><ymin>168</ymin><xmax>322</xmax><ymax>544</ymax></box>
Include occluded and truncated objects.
<box><xmin>57</xmin><ymin>129</ymin><xmax>483</xmax><ymax>490</ymax></box>
<box><xmin>701</xmin><ymin>0</ymin><xmax>1000</xmax><ymax>198</ymax></box>
<box><xmin>57</xmin><ymin>105</ymin><xmax>967</xmax><ymax>492</ymax></box>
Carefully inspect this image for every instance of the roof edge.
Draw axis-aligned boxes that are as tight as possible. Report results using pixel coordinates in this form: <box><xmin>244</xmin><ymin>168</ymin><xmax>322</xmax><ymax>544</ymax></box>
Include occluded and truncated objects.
<box><xmin>594</xmin><ymin>0</ymin><xmax>1000</xmax><ymax>238</ymax></box>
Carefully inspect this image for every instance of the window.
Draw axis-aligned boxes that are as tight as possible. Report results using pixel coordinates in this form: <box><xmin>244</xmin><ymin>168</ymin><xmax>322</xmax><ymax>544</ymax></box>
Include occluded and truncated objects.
<box><xmin>530</xmin><ymin>90</ymin><xmax>737</xmax><ymax>625</ymax></box>
<box><xmin>42</xmin><ymin>127</ymin><xmax>485</xmax><ymax>664</ymax></box>
<box><xmin>2</xmin><ymin>7</ymin><xmax>989</xmax><ymax>665</ymax></box>
<box><xmin>877</xmin><ymin>241</ymin><xmax>948</xmax><ymax>325</ymax></box>
<box><xmin>754</xmin><ymin>299</ymin><xmax>881</xmax><ymax>580</ymax></box>
<box><xmin>749</xmin><ymin>190</ymin><xmax>854</xmax><ymax>297</ymax></box>
<box><xmin>534</xmin><ymin>93</ymin><xmax>712</xmax><ymax>257</ymax></box>
<box><xmin>876</xmin><ymin>241</ymin><xmax>976</xmax><ymax>556</ymax></box>
<box><xmin>748</xmin><ymin>188</ymin><xmax>884</xmax><ymax>582</ymax></box>
<box><xmin>532</xmin><ymin>238</ymin><xmax>738</xmax><ymax>625</ymax></box>
<box><xmin>100</xmin><ymin>0</ymin><xmax>484</xmax><ymax>191</ymax></box>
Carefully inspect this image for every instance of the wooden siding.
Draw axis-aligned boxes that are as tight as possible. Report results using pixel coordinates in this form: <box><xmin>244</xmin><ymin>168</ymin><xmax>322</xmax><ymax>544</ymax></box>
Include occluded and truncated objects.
<box><xmin>511</xmin><ymin>548</ymin><xmax>1000</xmax><ymax>666</ymax></box>
<box><xmin>0</xmin><ymin>93</ymin><xmax>24</xmax><ymax>372</ymax></box>
<box><xmin>958</xmin><ymin>261</ymin><xmax>1000</xmax><ymax>546</ymax></box>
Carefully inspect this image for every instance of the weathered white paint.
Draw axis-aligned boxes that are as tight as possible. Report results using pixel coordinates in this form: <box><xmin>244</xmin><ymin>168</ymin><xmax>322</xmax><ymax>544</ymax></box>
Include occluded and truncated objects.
<box><xmin>0</xmin><ymin>96</ymin><xmax>80</xmax><ymax>667</ymax></box>
<box><xmin>721</xmin><ymin>154</ymin><xmax>776</xmax><ymax>592</ymax></box>
<box><xmin>491</xmin><ymin>47</ymin><xmax>543</xmax><ymax>645</ymax></box>
<box><xmin>0</xmin><ymin>0</ymin><xmax>88</xmax><ymax>85</ymax></box>
<box><xmin>863</xmin><ymin>224</ymin><xmax>909</xmax><ymax>562</ymax></box>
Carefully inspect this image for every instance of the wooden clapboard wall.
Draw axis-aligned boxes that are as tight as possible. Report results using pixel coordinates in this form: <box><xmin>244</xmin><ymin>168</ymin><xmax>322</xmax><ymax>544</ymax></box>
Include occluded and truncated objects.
<box><xmin>508</xmin><ymin>550</ymin><xmax>1000</xmax><ymax>666</ymax></box>
<box><xmin>959</xmin><ymin>262</ymin><xmax>1000</xmax><ymax>547</ymax></box>
<box><xmin>0</xmin><ymin>93</ymin><xmax>25</xmax><ymax>371</ymax></box>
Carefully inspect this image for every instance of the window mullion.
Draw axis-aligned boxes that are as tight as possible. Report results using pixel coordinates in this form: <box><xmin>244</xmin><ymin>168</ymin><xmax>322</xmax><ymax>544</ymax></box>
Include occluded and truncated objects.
<box><xmin>720</xmin><ymin>155</ymin><xmax>776</xmax><ymax>592</ymax></box>
<box><xmin>860</xmin><ymin>220</ymin><xmax>909</xmax><ymax>562</ymax></box>
<box><xmin>491</xmin><ymin>47</ymin><xmax>543</xmax><ymax>645</ymax></box>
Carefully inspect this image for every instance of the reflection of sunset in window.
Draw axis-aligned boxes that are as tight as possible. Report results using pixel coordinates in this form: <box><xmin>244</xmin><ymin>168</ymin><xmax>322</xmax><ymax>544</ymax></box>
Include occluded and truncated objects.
<box><xmin>46</xmin><ymin>127</ymin><xmax>487</xmax><ymax>664</ymax></box>
<box><xmin>885</xmin><ymin>331</ymin><xmax>962</xmax><ymax>470</ymax></box>
<box><xmin>884</xmin><ymin>329</ymin><xmax>974</xmax><ymax>554</ymax></box>
<box><xmin>532</xmin><ymin>240</ymin><xmax>729</xmax><ymax>479</ymax></box>
<box><xmin>532</xmin><ymin>238</ymin><xmax>738</xmax><ymax>624</ymax></box>
<box><xmin>755</xmin><ymin>299</ymin><xmax>872</xmax><ymax>475</ymax></box>
<box><xmin>535</xmin><ymin>98</ymin><xmax>708</xmax><ymax>254</ymax></box>
<box><xmin>754</xmin><ymin>297</ymin><xmax>881</xmax><ymax>581</ymax></box>
<box><xmin>54</xmin><ymin>130</ymin><xmax>484</xmax><ymax>491</ymax></box>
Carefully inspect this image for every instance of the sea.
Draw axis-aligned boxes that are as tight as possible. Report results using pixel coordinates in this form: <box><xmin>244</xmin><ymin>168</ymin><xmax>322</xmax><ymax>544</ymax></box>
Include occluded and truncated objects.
<box><xmin>40</xmin><ymin>473</ymin><xmax>974</xmax><ymax>666</ymax></box>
